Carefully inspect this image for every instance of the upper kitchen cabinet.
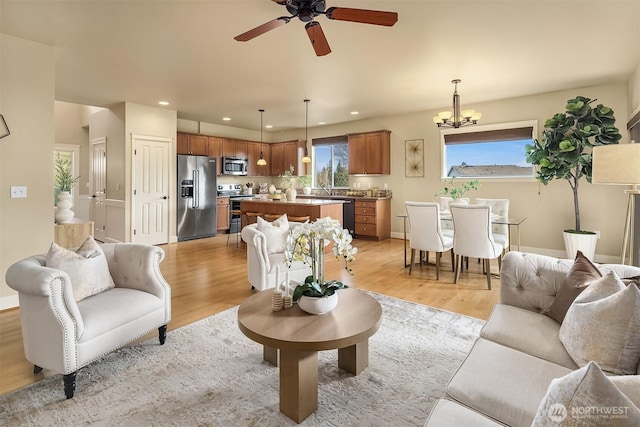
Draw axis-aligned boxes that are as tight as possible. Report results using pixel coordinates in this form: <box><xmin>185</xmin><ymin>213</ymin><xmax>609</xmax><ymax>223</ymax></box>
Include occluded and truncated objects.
<box><xmin>208</xmin><ymin>136</ymin><xmax>223</xmax><ymax>175</ymax></box>
<box><xmin>348</xmin><ymin>130</ymin><xmax>391</xmax><ymax>175</ymax></box>
<box><xmin>222</xmin><ymin>138</ymin><xmax>248</xmax><ymax>159</ymax></box>
<box><xmin>271</xmin><ymin>139</ymin><xmax>305</xmax><ymax>177</ymax></box>
<box><xmin>247</xmin><ymin>141</ymin><xmax>271</xmax><ymax>176</ymax></box>
<box><xmin>177</xmin><ymin>132</ymin><xmax>209</xmax><ymax>156</ymax></box>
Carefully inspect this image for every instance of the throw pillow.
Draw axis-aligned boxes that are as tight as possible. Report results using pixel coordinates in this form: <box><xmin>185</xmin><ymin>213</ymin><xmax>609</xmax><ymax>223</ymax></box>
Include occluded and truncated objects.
<box><xmin>256</xmin><ymin>214</ymin><xmax>290</xmax><ymax>254</ymax></box>
<box><xmin>532</xmin><ymin>361</ymin><xmax>640</xmax><ymax>427</ymax></box>
<box><xmin>559</xmin><ymin>271</ymin><xmax>640</xmax><ymax>375</ymax></box>
<box><xmin>45</xmin><ymin>236</ymin><xmax>115</xmax><ymax>302</ymax></box>
<box><xmin>546</xmin><ymin>250</ymin><xmax>602</xmax><ymax>323</ymax></box>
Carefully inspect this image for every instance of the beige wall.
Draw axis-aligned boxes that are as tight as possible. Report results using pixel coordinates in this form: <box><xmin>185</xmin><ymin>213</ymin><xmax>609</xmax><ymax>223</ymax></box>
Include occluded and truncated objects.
<box><xmin>273</xmin><ymin>83</ymin><xmax>630</xmax><ymax>261</ymax></box>
<box><xmin>0</xmin><ymin>35</ymin><xmax>55</xmax><ymax>306</ymax></box>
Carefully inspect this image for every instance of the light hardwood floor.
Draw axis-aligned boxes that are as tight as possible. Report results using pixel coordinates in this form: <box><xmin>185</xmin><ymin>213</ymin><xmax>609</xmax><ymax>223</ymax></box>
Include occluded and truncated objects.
<box><xmin>0</xmin><ymin>235</ymin><xmax>500</xmax><ymax>396</ymax></box>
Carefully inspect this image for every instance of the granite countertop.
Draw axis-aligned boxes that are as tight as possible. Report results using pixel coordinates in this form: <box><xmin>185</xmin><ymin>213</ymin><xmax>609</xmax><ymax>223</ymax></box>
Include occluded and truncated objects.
<box><xmin>239</xmin><ymin>198</ymin><xmax>345</xmax><ymax>206</ymax></box>
<box><xmin>297</xmin><ymin>194</ymin><xmax>392</xmax><ymax>201</ymax></box>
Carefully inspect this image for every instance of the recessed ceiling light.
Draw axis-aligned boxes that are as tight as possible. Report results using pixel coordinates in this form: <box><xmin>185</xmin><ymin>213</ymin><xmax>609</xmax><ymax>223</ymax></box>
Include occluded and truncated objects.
<box><xmin>350</xmin><ymin>111</ymin><xmax>359</xmax><ymax>115</ymax></box>
<box><xmin>318</xmin><ymin>121</ymin><xmax>326</xmax><ymax>125</ymax></box>
<box><xmin>265</xmin><ymin>125</ymin><xmax>273</xmax><ymax>129</ymax></box>
<box><xmin>158</xmin><ymin>101</ymin><xmax>169</xmax><ymax>106</ymax></box>
<box><xmin>222</xmin><ymin>117</ymin><xmax>231</xmax><ymax>121</ymax></box>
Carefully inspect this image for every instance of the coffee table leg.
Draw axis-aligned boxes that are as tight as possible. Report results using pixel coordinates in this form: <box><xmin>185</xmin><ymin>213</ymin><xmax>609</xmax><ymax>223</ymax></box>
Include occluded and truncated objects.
<box><xmin>263</xmin><ymin>345</ymin><xmax>278</xmax><ymax>366</ymax></box>
<box><xmin>279</xmin><ymin>349</ymin><xmax>318</xmax><ymax>423</ymax></box>
<box><xmin>338</xmin><ymin>339</ymin><xmax>369</xmax><ymax>375</ymax></box>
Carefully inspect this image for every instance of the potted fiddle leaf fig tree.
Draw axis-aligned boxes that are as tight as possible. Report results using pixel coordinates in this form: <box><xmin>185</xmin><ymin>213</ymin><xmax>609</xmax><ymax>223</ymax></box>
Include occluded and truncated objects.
<box><xmin>525</xmin><ymin>96</ymin><xmax>621</xmax><ymax>259</ymax></box>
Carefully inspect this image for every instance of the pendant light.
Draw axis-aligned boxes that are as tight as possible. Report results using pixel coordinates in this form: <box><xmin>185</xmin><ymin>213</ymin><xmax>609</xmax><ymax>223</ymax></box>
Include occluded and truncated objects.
<box><xmin>257</xmin><ymin>109</ymin><xmax>267</xmax><ymax>166</ymax></box>
<box><xmin>301</xmin><ymin>99</ymin><xmax>312</xmax><ymax>164</ymax></box>
<box><xmin>432</xmin><ymin>79</ymin><xmax>481</xmax><ymax>128</ymax></box>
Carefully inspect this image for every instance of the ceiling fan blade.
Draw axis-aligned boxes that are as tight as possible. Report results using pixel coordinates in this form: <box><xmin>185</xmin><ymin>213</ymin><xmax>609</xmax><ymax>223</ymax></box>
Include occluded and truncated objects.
<box><xmin>305</xmin><ymin>21</ymin><xmax>331</xmax><ymax>56</ymax></box>
<box><xmin>234</xmin><ymin>17</ymin><xmax>290</xmax><ymax>42</ymax></box>
<box><xmin>325</xmin><ymin>7</ymin><xmax>398</xmax><ymax>27</ymax></box>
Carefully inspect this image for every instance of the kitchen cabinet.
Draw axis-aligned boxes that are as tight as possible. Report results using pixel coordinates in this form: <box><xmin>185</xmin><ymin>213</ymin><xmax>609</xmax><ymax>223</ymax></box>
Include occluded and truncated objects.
<box><xmin>177</xmin><ymin>133</ymin><xmax>208</xmax><ymax>156</ymax></box>
<box><xmin>216</xmin><ymin>197</ymin><xmax>230</xmax><ymax>232</ymax></box>
<box><xmin>222</xmin><ymin>139</ymin><xmax>248</xmax><ymax>159</ymax></box>
<box><xmin>354</xmin><ymin>198</ymin><xmax>391</xmax><ymax>240</ymax></box>
<box><xmin>348</xmin><ymin>130</ymin><xmax>391</xmax><ymax>175</ymax></box>
<box><xmin>247</xmin><ymin>141</ymin><xmax>270</xmax><ymax>176</ymax></box>
<box><xmin>208</xmin><ymin>136</ymin><xmax>223</xmax><ymax>175</ymax></box>
<box><xmin>270</xmin><ymin>140</ymin><xmax>305</xmax><ymax>177</ymax></box>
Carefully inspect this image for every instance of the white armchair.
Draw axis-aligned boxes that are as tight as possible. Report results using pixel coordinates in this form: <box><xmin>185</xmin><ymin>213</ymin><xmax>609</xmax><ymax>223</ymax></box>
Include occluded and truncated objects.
<box><xmin>5</xmin><ymin>243</ymin><xmax>171</xmax><ymax>399</ymax></box>
<box><xmin>241</xmin><ymin>222</ymin><xmax>312</xmax><ymax>291</ymax></box>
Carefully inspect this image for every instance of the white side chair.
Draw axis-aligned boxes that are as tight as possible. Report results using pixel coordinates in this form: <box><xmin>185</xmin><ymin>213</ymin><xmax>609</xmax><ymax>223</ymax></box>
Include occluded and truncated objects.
<box><xmin>439</xmin><ymin>196</ymin><xmax>469</xmax><ymax>237</ymax></box>
<box><xmin>450</xmin><ymin>204</ymin><xmax>504</xmax><ymax>290</ymax></box>
<box><xmin>475</xmin><ymin>198</ymin><xmax>510</xmax><ymax>253</ymax></box>
<box><xmin>5</xmin><ymin>243</ymin><xmax>171</xmax><ymax>398</ymax></box>
<box><xmin>405</xmin><ymin>201</ymin><xmax>454</xmax><ymax>280</ymax></box>
<box><xmin>241</xmin><ymin>222</ymin><xmax>312</xmax><ymax>291</ymax></box>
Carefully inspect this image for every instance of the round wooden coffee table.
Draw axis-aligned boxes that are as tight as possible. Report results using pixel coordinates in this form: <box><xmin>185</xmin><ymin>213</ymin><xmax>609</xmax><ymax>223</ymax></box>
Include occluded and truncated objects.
<box><xmin>237</xmin><ymin>288</ymin><xmax>382</xmax><ymax>423</ymax></box>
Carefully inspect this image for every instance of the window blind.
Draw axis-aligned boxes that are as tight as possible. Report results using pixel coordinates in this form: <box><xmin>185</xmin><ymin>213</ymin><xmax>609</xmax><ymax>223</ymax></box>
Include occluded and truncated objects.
<box><xmin>312</xmin><ymin>135</ymin><xmax>347</xmax><ymax>146</ymax></box>
<box><xmin>444</xmin><ymin>127</ymin><xmax>534</xmax><ymax>145</ymax></box>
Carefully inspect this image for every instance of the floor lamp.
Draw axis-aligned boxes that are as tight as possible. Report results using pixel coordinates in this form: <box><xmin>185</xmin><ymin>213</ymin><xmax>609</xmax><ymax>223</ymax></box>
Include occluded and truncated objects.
<box><xmin>592</xmin><ymin>143</ymin><xmax>640</xmax><ymax>265</ymax></box>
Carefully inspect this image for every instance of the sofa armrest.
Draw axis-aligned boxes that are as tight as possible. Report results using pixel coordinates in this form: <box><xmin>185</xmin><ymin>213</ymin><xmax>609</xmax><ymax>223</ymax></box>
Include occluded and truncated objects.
<box><xmin>5</xmin><ymin>255</ymin><xmax>86</xmax><ymax>342</ymax></box>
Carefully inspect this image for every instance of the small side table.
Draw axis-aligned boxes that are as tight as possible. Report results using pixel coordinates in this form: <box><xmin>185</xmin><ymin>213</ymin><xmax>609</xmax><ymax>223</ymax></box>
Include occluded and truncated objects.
<box><xmin>54</xmin><ymin>220</ymin><xmax>94</xmax><ymax>248</ymax></box>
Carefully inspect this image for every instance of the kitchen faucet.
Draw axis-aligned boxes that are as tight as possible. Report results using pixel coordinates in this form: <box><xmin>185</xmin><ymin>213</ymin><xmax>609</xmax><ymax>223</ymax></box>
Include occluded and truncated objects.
<box><xmin>320</xmin><ymin>184</ymin><xmax>332</xmax><ymax>195</ymax></box>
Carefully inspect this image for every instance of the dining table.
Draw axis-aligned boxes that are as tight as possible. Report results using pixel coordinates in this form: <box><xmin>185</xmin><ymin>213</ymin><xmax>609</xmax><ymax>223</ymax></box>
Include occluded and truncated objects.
<box><xmin>397</xmin><ymin>212</ymin><xmax>527</xmax><ymax>268</ymax></box>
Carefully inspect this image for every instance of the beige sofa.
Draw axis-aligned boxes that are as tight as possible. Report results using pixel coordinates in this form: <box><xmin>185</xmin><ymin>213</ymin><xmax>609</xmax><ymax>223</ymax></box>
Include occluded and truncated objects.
<box><xmin>426</xmin><ymin>251</ymin><xmax>640</xmax><ymax>426</ymax></box>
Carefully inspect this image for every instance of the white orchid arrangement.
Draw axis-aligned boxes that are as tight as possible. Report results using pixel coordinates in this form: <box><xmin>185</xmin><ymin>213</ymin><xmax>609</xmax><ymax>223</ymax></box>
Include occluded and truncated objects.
<box><xmin>284</xmin><ymin>217</ymin><xmax>357</xmax><ymax>301</ymax></box>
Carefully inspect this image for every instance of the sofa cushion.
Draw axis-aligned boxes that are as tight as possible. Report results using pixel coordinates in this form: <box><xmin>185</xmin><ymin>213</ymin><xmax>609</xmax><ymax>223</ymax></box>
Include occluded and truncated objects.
<box><xmin>481</xmin><ymin>303</ymin><xmax>577</xmax><ymax>369</ymax></box>
<box><xmin>424</xmin><ymin>399</ymin><xmax>503</xmax><ymax>427</ymax></box>
<box><xmin>256</xmin><ymin>214</ymin><xmax>289</xmax><ymax>254</ymax></box>
<box><xmin>446</xmin><ymin>337</ymin><xmax>572</xmax><ymax>427</ymax></box>
<box><xmin>45</xmin><ymin>236</ymin><xmax>115</xmax><ymax>302</ymax></box>
<box><xmin>531</xmin><ymin>362</ymin><xmax>640</xmax><ymax>426</ymax></box>
<box><xmin>560</xmin><ymin>271</ymin><xmax>640</xmax><ymax>375</ymax></box>
<box><xmin>546</xmin><ymin>250</ymin><xmax>602</xmax><ymax>323</ymax></box>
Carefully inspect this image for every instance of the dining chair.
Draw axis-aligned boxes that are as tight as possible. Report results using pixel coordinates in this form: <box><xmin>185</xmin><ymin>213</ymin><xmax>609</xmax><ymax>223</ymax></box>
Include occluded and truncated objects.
<box><xmin>405</xmin><ymin>201</ymin><xmax>454</xmax><ymax>280</ymax></box>
<box><xmin>439</xmin><ymin>197</ymin><xmax>469</xmax><ymax>237</ymax></box>
<box><xmin>475</xmin><ymin>198</ymin><xmax>510</xmax><ymax>253</ymax></box>
<box><xmin>450</xmin><ymin>204</ymin><xmax>504</xmax><ymax>290</ymax></box>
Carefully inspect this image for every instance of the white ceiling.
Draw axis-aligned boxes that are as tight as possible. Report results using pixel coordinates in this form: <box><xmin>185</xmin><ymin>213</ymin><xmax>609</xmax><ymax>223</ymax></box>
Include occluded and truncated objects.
<box><xmin>2</xmin><ymin>0</ymin><xmax>639</xmax><ymax>131</ymax></box>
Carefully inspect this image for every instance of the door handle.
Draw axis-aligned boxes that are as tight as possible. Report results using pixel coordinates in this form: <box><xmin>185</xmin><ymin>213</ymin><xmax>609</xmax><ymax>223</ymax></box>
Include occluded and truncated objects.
<box><xmin>92</xmin><ymin>195</ymin><xmax>96</xmax><ymax>198</ymax></box>
<box><xmin>162</xmin><ymin>196</ymin><xmax>168</xmax><ymax>200</ymax></box>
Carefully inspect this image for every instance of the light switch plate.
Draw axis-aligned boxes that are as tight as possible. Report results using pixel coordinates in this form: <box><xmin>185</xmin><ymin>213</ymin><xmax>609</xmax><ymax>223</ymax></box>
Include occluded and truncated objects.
<box><xmin>11</xmin><ymin>186</ymin><xmax>27</xmax><ymax>198</ymax></box>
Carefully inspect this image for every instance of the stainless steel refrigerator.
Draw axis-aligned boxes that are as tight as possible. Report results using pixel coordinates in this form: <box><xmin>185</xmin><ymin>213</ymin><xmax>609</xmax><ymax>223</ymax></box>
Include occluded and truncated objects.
<box><xmin>177</xmin><ymin>155</ymin><xmax>217</xmax><ymax>241</ymax></box>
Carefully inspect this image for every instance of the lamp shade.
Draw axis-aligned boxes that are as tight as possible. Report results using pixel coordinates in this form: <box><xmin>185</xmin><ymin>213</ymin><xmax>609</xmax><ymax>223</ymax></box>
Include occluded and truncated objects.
<box><xmin>592</xmin><ymin>144</ymin><xmax>640</xmax><ymax>185</ymax></box>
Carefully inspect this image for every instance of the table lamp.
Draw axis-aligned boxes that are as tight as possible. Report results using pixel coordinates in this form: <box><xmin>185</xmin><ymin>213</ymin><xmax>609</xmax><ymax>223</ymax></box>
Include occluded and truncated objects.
<box><xmin>592</xmin><ymin>143</ymin><xmax>640</xmax><ymax>265</ymax></box>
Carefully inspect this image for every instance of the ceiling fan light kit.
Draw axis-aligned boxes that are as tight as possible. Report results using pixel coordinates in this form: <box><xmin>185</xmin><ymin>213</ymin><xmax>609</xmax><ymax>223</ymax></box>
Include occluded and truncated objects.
<box><xmin>234</xmin><ymin>0</ymin><xmax>398</xmax><ymax>56</ymax></box>
<box><xmin>433</xmin><ymin>79</ymin><xmax>481</xmax><ymax>129</ymax></box>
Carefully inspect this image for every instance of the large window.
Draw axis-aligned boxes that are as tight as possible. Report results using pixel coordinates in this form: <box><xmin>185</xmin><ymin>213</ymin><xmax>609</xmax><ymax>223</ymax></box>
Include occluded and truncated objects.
<box><xmin>441</xmin><ymin>121</ymin><xmax>537</xmax><ymax>179</ymax></box>
<box><xmin>312</xmin><ymin>136</ymin><xmax>349</xmax><ymax>188</ymax></box>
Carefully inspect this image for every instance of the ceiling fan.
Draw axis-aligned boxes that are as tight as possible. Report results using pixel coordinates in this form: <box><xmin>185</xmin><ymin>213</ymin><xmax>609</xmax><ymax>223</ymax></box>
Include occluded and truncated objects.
<box><xmin>234</xmin><ymin>0</ymin><xmax>398</xmax><ymax>56</ymax></box>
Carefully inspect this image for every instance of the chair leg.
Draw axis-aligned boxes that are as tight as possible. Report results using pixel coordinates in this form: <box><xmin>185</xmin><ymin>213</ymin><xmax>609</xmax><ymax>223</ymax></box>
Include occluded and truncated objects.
<box><xmin>450</xmin><ymin>250</ymin><xmax>455</xmax><ymax>272</ymax></box>
<box><xmin>436</xmin><ymin>251</ymin><xmax>441</xmax><ymax>280</ymax></box>
<box><xmin>34</xmin><ymin>365</ymin><xmax>43</xmax><ymax>374</ymax></box>
<box><xmin>454</xmin><ymin>254</ymin><xmax>461</xmax><ymax>284</ymax></box>
<box><xmin>64</xmin><ymin>371</ymin><xmax>76</xmax><ymax>399</ymax></box>
<box><xmin>409</xmin><ymin>249</ymin><xmax>415</xmax><ymax>275</ymax></box>
<box><xmin>485</xmin><ymin>259</ymin><xmax>492</xmax><ymax>290</ymax></box>
<box><xmin>159</xmin><ymin>325</ymin><xmax>167</xmax><ymax>345</ymax></box>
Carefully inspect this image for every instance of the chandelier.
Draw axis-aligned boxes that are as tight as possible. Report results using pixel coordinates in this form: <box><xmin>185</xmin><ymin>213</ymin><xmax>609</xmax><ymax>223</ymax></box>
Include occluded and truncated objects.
<box><xmin>301</xmin><ymin>99</ymin><xmax>311</xmax><ymax>164</ymax></box>
<box><xmin>433</xmin><ymin>79</ymin><xmax>481</xmax><ymax>128</ymax></box>
<box><xmin>257</xmin><ymin>109</ymin><xmax>267</xmax><ymax>166</ymax></box>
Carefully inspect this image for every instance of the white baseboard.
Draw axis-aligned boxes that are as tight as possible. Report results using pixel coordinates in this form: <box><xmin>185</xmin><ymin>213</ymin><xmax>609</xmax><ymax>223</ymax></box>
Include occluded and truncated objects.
<box><xmin>0</xmin><ymin>294</ymin><xmax>19</xmax><ymax>310</ymax></box>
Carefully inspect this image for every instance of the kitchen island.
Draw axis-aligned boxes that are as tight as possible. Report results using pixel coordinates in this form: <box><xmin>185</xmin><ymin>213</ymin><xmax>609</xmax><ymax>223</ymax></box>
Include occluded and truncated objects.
<box><xmin>240</xmin><ymin>198</ymin><xmax>344</xmax><ymax>228</ymax></box>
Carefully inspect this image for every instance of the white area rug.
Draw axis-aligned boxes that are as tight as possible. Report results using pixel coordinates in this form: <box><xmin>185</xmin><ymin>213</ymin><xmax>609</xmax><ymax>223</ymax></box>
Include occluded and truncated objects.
<box><xmin>0</xmin><ymin>291</ymin><xmax>483</xmax><ymax>426</ymax></box>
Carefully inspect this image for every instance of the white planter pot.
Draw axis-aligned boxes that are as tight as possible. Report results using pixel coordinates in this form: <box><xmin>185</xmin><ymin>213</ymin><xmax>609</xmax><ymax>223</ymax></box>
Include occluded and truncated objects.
<box><xmin>298</xmin><ymin>293</ymin><xmax>338</xmax><ymax>315</ymax></box>
<box><xmin>285</xmin><ymin>187</ymin><xmax>297</xmax><ymax>201</ymax></box>
<box><xmin>55</xmin><ymin>191</ymin><xmax>75</xmax><ymax>224</ymax></box>
<box><xmin>303</xmin><ymin>187</ymin><xmax>311</xmax><ymax>195</ymax></box>
<box><xmin>563</xmin><ymin>231</ymin><xmax>598</xmax><ymax>260</ymax></box>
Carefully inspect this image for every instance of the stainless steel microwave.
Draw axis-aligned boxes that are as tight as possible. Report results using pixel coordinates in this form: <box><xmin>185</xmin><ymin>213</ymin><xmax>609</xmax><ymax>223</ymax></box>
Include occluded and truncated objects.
<box><xmin>222</xmin><ymin>156</ymin><xmax>248</xmax><ymax>176</ymax></box>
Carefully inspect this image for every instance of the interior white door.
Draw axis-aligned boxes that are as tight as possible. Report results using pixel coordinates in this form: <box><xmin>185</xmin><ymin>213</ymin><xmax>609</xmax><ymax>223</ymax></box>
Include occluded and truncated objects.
<box><xmin>90</xmin><ymin>137</ymin><xmax>107</xmax><ymax>242</ymax></box>
<box><xmin>132</xmin><ymin>135</ymin><xmax>171</xmax><ymax>245</ymax></box>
